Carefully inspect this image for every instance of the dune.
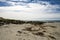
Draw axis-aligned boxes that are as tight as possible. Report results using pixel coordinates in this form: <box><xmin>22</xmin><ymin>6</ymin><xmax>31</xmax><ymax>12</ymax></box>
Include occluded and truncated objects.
<box><xmin>0</xmin><ymin>17</ymin><xmax>60</xmax><ymax>40</ymax></box>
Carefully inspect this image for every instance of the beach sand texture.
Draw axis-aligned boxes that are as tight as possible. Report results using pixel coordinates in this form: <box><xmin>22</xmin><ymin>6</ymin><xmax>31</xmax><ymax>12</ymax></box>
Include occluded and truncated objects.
<box><xmin>0</xmin><ymin>22</ymin><xmax>60</xmax><ymax>40</ymax></box>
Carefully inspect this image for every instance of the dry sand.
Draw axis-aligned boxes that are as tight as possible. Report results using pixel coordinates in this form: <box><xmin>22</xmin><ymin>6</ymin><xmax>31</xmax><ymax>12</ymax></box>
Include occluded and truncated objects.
<box><xmin>0</xmin><ymin>22</ymin><xmax>60</xmax><ymax>40</ymax></box>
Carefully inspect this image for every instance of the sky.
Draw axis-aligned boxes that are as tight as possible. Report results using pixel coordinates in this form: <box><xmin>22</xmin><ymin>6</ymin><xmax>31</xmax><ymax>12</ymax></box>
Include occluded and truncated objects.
<box><xmin>0</xmin><ymin>0</ymin><xmax>60</xmax><ymax>21</ymax></box>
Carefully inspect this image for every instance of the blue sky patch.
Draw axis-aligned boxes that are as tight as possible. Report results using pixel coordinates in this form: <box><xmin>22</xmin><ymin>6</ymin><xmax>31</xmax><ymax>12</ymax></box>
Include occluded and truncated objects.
<box><xmin>0</xmin><ymin>1</ymin><xmax>12</xmax><ymax>6</ymax></box>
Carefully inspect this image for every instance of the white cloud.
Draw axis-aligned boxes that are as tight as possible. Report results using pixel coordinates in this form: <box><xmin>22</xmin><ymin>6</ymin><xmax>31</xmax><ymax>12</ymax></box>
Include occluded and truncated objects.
<box><xmin>0</xmin><ymin>0</ymin><xmax>31</xmax><ymax>2</ymax></box>
<box><xmin>0</xmin><ymin>1</ymin><xmax>60</xmax><ymax>21</ymax></box>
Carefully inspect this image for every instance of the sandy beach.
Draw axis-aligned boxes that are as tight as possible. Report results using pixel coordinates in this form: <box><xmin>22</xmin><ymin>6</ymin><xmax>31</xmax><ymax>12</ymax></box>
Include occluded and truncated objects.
<box><xmin>0</xmin><ymin>22</ymin><xmax>60</xmax><ymax>40</ymax></box>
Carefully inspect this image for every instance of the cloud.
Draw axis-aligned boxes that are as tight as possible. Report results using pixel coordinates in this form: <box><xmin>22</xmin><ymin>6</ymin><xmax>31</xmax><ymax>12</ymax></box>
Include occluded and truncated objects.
<box><xmin>0</xmin><ymin>0</ymin><xmax>60</xmax><ymax>21</ymax></box>
<box><xmin>0</xmin><ymin>0</ymin><xmax>60</xmax><ymax>6</ymax></box>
